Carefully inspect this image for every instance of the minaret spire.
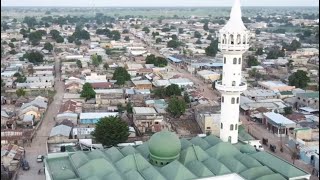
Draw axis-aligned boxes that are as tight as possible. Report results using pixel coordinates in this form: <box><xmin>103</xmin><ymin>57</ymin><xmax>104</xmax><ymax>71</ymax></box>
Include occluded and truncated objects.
<box><xmin>230</xmin><ymin>0</ymin><xmax>242</xmax><ymax>20</ymax></box>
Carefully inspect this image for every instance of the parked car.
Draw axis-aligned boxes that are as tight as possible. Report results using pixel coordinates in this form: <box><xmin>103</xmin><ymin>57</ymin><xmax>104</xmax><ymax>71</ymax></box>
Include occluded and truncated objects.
<box><xmin>21</xmin><ymin>160</ymin><xmax>30</xmax><ymax>170</ymax></box>
<box><xmin>37</xmin><ymin>155</ymin><xmax>44</xmax><ymax>162</ymax></box>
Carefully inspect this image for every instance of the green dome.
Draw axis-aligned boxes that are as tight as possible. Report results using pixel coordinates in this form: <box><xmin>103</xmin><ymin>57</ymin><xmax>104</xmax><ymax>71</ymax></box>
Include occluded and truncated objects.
<box><xmin>148</xmin><ymin>131</ymin><xmax>181</xmax><ymax>161</ymax></box>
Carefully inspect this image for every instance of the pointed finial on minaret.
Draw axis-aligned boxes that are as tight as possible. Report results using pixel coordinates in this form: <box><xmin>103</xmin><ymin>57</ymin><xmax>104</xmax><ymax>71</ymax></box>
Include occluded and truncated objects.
<box><xmin>230</xmin><ymin>0</ymin><xmax>242</xmax><ymax>21</ymax></box>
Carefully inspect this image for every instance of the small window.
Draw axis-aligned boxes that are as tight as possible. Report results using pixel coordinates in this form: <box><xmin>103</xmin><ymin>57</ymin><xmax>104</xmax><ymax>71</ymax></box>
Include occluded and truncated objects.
<box><xmin>232</xmin><ymin>81</ymin><xmax>236</xmax><ymax>86</ymax></box>
<box><xmin>230</xmin><ymin>124</ymin><xmax>234</xmax><ymax>130</ymax></box>
<box><xmin>236</xmin><ymin>97</ymin><xmax>239</xmax><ymax>104</ymax></box>
<box><xmin>231</xmin><ymin>98</ymin><xmax>235</xmax><ymax>104</ymax></box>
<box><xmin>233</xmin><ymin>58</ymin><xmax>237</xmax><ymax>64</ymax></box>
<box><xmin>222</xmin><ymin>96</ymin><xmax>224</xmax><ymax>103</ymax></box>
<box><xmin>161</xmin><ymin>162</ymin><xmax>164</xmax><ymax>165</ymax></box>
<box><xmin>224</xmin><ymin>57</ymin><xmax>226</xmax><ymax>64</ymax></box>
<box><xmin>235</xmin><ymin>124</ymin><xmax>238</xmax><ymax>130</ymax></box>
<box><xmin>238</xmin><ymin>58</ymin><xmax>241</xmax><ymax>64</ymax></box>
<box><xmin>207</xmin><ymin>127</ymin><xmax>211</xmax><ymax>130</ymax></box>
<box><xmin>221</xmin><ymin>123</ymin><xmax>223</xmax><ymax>129</ymax></box>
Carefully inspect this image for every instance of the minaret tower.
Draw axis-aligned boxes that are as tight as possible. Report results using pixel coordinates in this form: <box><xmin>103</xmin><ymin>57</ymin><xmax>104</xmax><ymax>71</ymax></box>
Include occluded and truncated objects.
<box><xmin>216</xmin><ymin>0</ymin><xmax>249</xmax><ymax>144</ymax></box>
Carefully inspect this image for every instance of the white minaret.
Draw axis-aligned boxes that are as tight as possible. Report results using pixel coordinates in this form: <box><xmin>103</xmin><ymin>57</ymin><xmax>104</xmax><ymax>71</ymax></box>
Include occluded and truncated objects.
<box><xmin>216</xmin><ymin>0</ymin><xmax>249</xmax><ymax>144</ymax></box>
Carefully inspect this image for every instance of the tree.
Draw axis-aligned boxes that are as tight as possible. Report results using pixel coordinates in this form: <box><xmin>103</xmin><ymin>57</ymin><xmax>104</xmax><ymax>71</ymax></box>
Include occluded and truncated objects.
<box><xmin>8</xmin><ymin>43</ymin><xmax>14</xmax><ymax>48</ymax></box>
<box><xmin>9</xmin><ymin>50</ymin><xmax>17</xmax><ymax>55</ymax></box>
<box><xmin>111</xmin><ymin>30</ymin><xmax>121</xmax><ymax>41</ymax></box>
<box><xmin>255</xmin><ymin>29</ymin><xmax>261</xmax><ymax>34</ymax></box>
<box><xmin>11</xmin><ymin>38</ymin><xmax>17</xmax><ymax>42</ymax></box>
<box><xmin>207</xmin><ymin>34</ymin><xmax>213</xmax><ymax>40</ymax></box>
<box><xmin>282</xmin><ymin>40</ymin><xmax>301</xmax><ymax>51</ymax></box>
<box><xmin>91</xmin><ymin>116</ymin><xmax>129</xmax><ymax>147</ymax></box>
<box><xmin>16</xmin><ymin>89</ymin><xmax>26</xmax><ymax>97</ymax></box>
<box><xmin>23</xmin><ymin>51</ymin><xmax>44</xmax><ymax>65</ymax></box>
<box><xmin>112</xmin><ymin>67</ymin><xmax>131</xmax><ymax>85</ymax></box>
<box><xmin>284</xmin><ymin>106</ymin><xmax>293</xmax><ymax>115</ymax></box>
<box><xmin>76</xmin><ymin>60</ymin><xmax>82</xmax><ymax>68</ymax></box>
<box><xmin>142</xmin><ymin>27</ymin><xmax>150</xmax><ymax>34</ymax></box>
<box><xmin>266</xmin><ymin>47</ymin><xmax>285</xmax><ymax>59</ymax></box>
<box><xmin>248</xmin><ymin>68</ymin><xmax>263</xmax><ymax>80</ymax></box>
<box><xmin>247</xmin><ymin>56</ymin><xmax>260</xmax><ymax>67</ymax></box>
<box><xmin>126</xmin><ymin>102</ymin><xmax>133</xmax><ymax>114</ymax></box>
<box><xmin>205</xmin><ymin>39</ymin><xmax>218</xmax><ymax>57</ymax></box>
<box><xmin>67</xmin><ymin>36</ymin><xmax>75</xmax><ymax>43</ymax></box>
<box><xmin>255</xmin><ymin>47</ymin><xmax>264</xmax><ymax>55</ymax></box>
<box><xmin>178</xmin><ymin>28</ymin><xmax>184</xmax><ymax>34</ymax></box>
<box><xmin>124</xmin><ymin>36</ymin><xmax>130</xmax><ymax>41</ymax></box>
<box><xmin>165</xmin><ymin>84</ymin><xmax>182</xmax><ymax>96</ymax></box>
<box><xmin>194</xmin><ymin>31</ymin><xmax>202</xmax><ymax>38</ymax></box>
<box><xmin>80</xmin><ymin>83</ymin><xmax>96</xmax><ymax>100</ymax></box>
<box><xmin>196</xmin><ymin>39</ymin><xmax>202</xmax><ymax>44</ymax></box>
<box><xmin>43</xmin><ymin>42</ymin><xmax>53</xmax><ymax>52</ymax></box>
<box><xmin>203</xmin><ymin>22</ymin><xmax>209</xmax><ymax>31</ymax></box>
<box><xmin>183</xmin><ymin>92</ymin><xmax>190</xmax><ymax>103</ymax></box>
<box><xmin>171</xmin><ymin>34</ymin><xmax>178</xmax><ymax>40</ymax></box>
<box><xmin>103</xmin><ymin>63</ymin><xmax>109</xmax><ymax>70</ymax></box>
<box><xmin>156</xmin><ymin>38</ymin><xmax>162</xmax><ymax>44</ymax></box>
<box><xmin>167</xmin><ymin>97</ymin><xmax>187</xmax><ymax>117</ymax></box>
<box><xmin>91</xmin><ymin>54</ymin><xmax>103</xmax><ymax>67</ymax></box>
<box><xmin>161</xmin><ymin>27</ymin><xmax>171</xmax><ymax>32</ymax></box>
<box><xmin>75</xmin><ymin>40</ymin><xmax>82</xmax><ymax>46</ymax></box>
<box><xmin>152</xmin><ymin>32</ymin><xmax>160</xmax><ymax>38</ymax></box>
<box><xmin>288</xmin><ymin>70</ymin><xmax>310</xmax><ymax>89</ymax></box>
<box><xmin>167</xmin><ymin>40</ymin><xmax>181</xmax><ymax>48</ymax></box>
<box><xmin>50</xmin><ymin>29</ymin><xmax>61</xmax><ymax>40</ymax></box>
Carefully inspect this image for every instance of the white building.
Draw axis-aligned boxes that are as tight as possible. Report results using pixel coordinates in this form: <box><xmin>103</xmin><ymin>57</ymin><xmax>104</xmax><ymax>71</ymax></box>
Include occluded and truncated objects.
<box><xmin>215</xmin><ymin>0</ymin><xmax>249</xmax><ymax>144</ymax></box>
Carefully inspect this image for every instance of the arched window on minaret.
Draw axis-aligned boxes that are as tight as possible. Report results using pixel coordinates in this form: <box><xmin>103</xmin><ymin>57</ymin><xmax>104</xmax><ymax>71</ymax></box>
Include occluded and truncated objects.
<box><xmin>223</xmin><ymin>34</ymin><xmax>226</xmax><ymax>44</ymax></box>
<box><xmin>235</xmin><ymin>124</ymin><xmax>238</xmax><ymax>130</ymax></box>
<box><xmin>224</xmin><ymin>57</ymin><xmax>226</xmax><ymax>64</ymax></box>
<box><xmin>232</xmin><ymin>81</ymin><xmax>236</xmax><ymax>86</ymax></box>
<box><xmin>222</xmin><ymin>96</ymin><xmax>224</xmax><ymax>103</ymax></box>
<box><xmin>237</xmin><ymin>34</ymin><xmax>241</xmax><ymax>44</ymax></box>
<box><xmin>230</xmin><ymin>34</ymin><xmax>234</xmax><ymax>44</ymax></box>
<box><xmin>238</xmin><ymin>58</ymin><xmax>241</xmax><ymax>64</ymax></box>
<box><xmin>231</xmin><ymin>98</ymin><xmax>235</xmax><ymax>104</ymax></box>
<box><xmin>221</xmin><ymin>123</ymin><xmax>223</xmax><ymax>129</ymax></box>
<box><xmin>236</xmin><ymin>97</ymin><xmax>239</xmax><ymax>104</ymax></box>
<box><xmin>230</xmin><ymin>124</ymin><xmax>234</xmax><ymax>130</ymax></box>
<box><xmin>243</xmin><ymin>35</ymin><xmax>246</xmax><ymax>44</ymax></box>
<box><xmin>233</xmin><ymin>58</ymin><xmax>237</xmax><ymax>64</ymax></box>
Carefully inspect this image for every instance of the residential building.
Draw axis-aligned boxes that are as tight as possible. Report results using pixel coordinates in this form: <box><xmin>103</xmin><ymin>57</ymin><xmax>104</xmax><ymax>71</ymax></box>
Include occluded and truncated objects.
<box><xmin>296</xmin><ymin>92</ymin><xmax>319</xmax><ymax>110</ymax></box>
<box><xmin>79</xmin><ymin>112</ymin><xmax>118</xmax><ymax>124</ymax></box>
<box><xmin>133</xmin><ymin>107</ymin><xmax>164</xmax><ymax>133</ymax></box>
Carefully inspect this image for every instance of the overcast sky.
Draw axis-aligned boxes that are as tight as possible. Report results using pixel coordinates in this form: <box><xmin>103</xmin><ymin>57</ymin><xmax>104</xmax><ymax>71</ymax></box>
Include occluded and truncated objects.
<box><xmin>2</xmin><ymin>0</ymin><xmax>319</xmax><ymax>7</ymax></box>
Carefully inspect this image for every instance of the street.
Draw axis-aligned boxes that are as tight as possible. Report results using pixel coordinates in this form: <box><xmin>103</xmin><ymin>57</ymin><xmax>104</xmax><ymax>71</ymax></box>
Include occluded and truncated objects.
<box><xmin>17</xmin><ymin>52</ymin><xmax>64</xmax><ymax>180</ymax></box>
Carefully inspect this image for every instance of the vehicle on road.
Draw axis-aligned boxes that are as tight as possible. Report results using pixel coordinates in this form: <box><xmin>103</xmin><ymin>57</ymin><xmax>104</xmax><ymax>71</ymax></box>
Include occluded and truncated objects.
<box><xmin>21</xmin><ymin>160</ymin><xmax>30</xmax><ymax>170</ymax></box>
<box><xmin>37</xmin><ymin>155</ymin><xmax>44</xmax><ymax>162</ymax></box>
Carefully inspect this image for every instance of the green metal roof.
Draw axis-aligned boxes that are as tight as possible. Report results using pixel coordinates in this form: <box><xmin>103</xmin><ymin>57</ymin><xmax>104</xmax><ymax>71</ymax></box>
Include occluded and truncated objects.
<box><xmin>251</xmin><ymin>151</ymin><xmax>309</xmax><ymax>178</ymax></box>
<box><xmin>280</xmin><ymin>91</ymin><xmax>293</xmax><ymax>95</ymax></box>
<box><xmin>297</xmin><ymin>91</ymin><xmax>319</xmax><ymax>99</ymax></box>
<box><xmin>45</xmin><ymin>133</ymin><xmax>309</xmax><ymax>180</ymax></box>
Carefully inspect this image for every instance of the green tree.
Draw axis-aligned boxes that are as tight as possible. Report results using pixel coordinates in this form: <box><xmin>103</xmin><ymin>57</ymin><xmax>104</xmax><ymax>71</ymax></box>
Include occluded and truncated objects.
<box><xmin>9</xmin><ymin>50</ymin><xmax>17</xmax><ymax>55</ymax></box>
<box><xmin>284</xmin><ymin>106</ymin><xmax>293</xmax><ymax>115</ymax></box>
<box><xmin>43</xmin><ymin>42</ymin><xmax>53</xmax><ymax>52</ymax></box>
<box><xmin>167</xmin><ymin>97</ymin><xmax>187</xmax><ymax>117</ymax></box>
<box><xmin>156</xmin><ymin>38</ymin><xmax>162</xmax><ymax>44</ymax></box>
<box><xmin>126</xmin><ymin>102</ymin><xmax>133</xmax><ymax>114</ymax></box>
<box><xmin>171</xmin><ymin>35</ymin><xmax>178</xmax><ymax>40</ymax></box>
<box><xmin>183</xmin><ymin>92</ymin><xmax>190</xmax><ymax>103</ymax></box>
<box><xmin>8</xmin><ymin>43</ymin><xmax>14</xmax><ymax>48</ymax></box>
<box><xmin>55</xmin><ymin>36</ymin><xmax>64</xmax><ymax>43</ymax></box>
<box><xmin>67</xmin><ymin>36</ymin><xmax>75</xmax><ymax>43</ymax></box>
<box><xmin>11</xmin><ymin>38</ymin><xmax>17</xmax><ymax>42</ymax></box>
<box><xmin>23</xmin><ymin>51</ymin><xmax>44</xmax><ymax>65</ymax></box>
<box><xmin>145</xmin><ymin>54</ymin><xmax>168</xmax><ymax>67</ymax></box>
<box><xmin>167</xmin><ymin>40</ymin><xmax>181</xmax><ymax>48</ymax></box>
<box><xmin>203</xmin><ymin>22</ymin><xmax>209</xmax><ymax>31</ymax></box>
<box><xmin>255</xmin><ymin>47</ymin><xmax>264</xmax><ymax>55</ymax></box>
<box><xmin>76</xmin><ymin>60</ymin><xmax>82</xmax><ymax>68</ymax></box>
<box><xmin>178</xmin><ymin>28</ymin><xmax>184</xmax><ymax>34</ymax></box>
<box><xmin>16</xmin><ymin>89</ymin><xmax>26</xmax><ymax>97</ymax></box>
<box><xmin>194</xmin><ymin>31</ymin><xmax>202</xmax><ymax>38</ymax></box>
<box><xmin>196</xmin><ymin>39</ymin><xmax>202</xmax><ymax>44</ymax></box>
<box><xmin>122</xmin><ymin>29</ymin><xmax>129</xmax><ymax>34</ymax></box>
<box><xmin>112</xmin><ymin>67</ymin><xmax>131</xmax><ymax>85</ymax></box>
<box><xmin>91</xmin><ymin>54</ymin><xmax>102</xmax><ymax>67</ymax></box>
<box><xmin>288</xmin><ymin>70</ymin><xmax>310</xmax><ymax>89</ymax></box>
<box><xmin>207</xmin><ymin>34</ymin><xmax>213</xmax><ymax>40</ymax></box>
<box><xmin>205</xmin><ymin>39</ymin><xmax>218</xmax><ymax>57</ymax></box>
<box><xmin>75</xmin><ymin>40</ymin><xmax>82</xmax><ymax>46</ymax></box>
<box><xmin>50</xmin><ymin>29</ymin><xmax>61</xmax><ymax>40</ymax></box>
<box><xmin>266</xmin><ymin>47</ymin><xmax>285</xmax><ymax>59</ymax></box>
<box><xmin>91</xmin><ymin>116</ymin><xmax>129</xmax><ymax>147</ymax></box>
<box><xmin>165</xmin><ymin>84</ymin><xmax>182</xmax><ymax>96</ymax></box>
<box><xmin>248</xmin><ymin>68</ymin><xmax>263</xmax><ymax>80</ymax></box>
<box><xmin>247</xmin><ymin>56</ymin><xmax>260</xmax><ymax>67</ymax></box>
<box><xmin>80</xmin><ymin>83</ymin><xmax>96</xmax><ymax>100</ymax></box>
<box><xmin>103</xmin><ymin>63</ymin><xmax>109</xmax><ymax>70</ymax></box>
<box><xmin>124</xmin><ymin>36</ymin><xmax>130</xmax><ymax>41</ymax></box>
<box><xmin>142</xmin><ymin>27</ymin><xmax>150</xmax><ymax>34</ymax></box>
<box><xmin>255</xmin><ymin>29</ymin><xmax>261</xmax><ymax>34</ymax></box>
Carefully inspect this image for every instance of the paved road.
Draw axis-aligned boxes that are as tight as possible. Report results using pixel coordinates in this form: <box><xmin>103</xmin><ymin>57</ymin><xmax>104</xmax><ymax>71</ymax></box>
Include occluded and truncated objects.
<box><xmin>17</xmin><ymin>53</ymin><xmax>64</xmax><ymax>180</ymax></box>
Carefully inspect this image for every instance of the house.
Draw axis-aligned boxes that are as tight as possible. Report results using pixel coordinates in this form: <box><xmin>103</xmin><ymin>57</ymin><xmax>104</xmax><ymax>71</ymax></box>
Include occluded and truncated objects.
<box><xmin>133</xmin><ymin>107</ymin><xmax>164</xmax><ymax>133</ymax></box>
<box><xmin>132</xmin><ymin>80</ymin><xmax>153</xmax><ymax>90</ymax></box>
<box><xmin>153</xmin><ymin>79</ymin><xmax>171</xmax><ymax>87</ymax></box>
<box><xmin>258</xmin><ymin>81</ymin><xmax>295</xmax><ymax>92</ymax></box>
<box><xmin>48</xmin><ymin>125</ymin><xmax>72</xmax><ymax>142</ymax></box>
<box><xmin>243</xmin><ymin>89</ymin><xmax>278</xmax><ymax>101</ymax></box>
<box><xmin>296</xmin><ymin>92</ymin><xmax>319</xmax><ymax>110</ymax></box>
<box><xmin>125</xmin><ymin>63</ymin><xmax>144</xmax><ymax>76</ymax></box>
<box><xmin>59</xmin><ymin>100</ymin><xmax>82</xmax><ymax>114</ymax></box>
<box><xmin>89</xmin><ymin>82</ymin><xmax>113</xmax><ymax>89</ymax></box>
<box><xmin>197</xmin><ymin>70</ymin><xmax>221</xmax><ymax>82</ymax></box>
<box><xmin>16</xmin><ymin>82</ymin><xmax>53</xmax><ymax>89</ymax></box>
<box><xmin>95</xmin><ymin>89</ymin><xmax>125</xmax><ymax>105</ymax></box>
<box><xmin>79</xmin><ymin>112</ymin><xmax>118</xmax><ymax>124</ymax></box>
<box><xmin>1</xmin><ymin>129</ymin><xmax>32</xmax><ymax>146</ymax></box>
<box><xmin>65</xmin><ymin>81</ymin><xmax>83</xmax><ymax>93</ymax></box>
<box><xmin>169</xmin><ymin>78</ymin><xmax>194</xmax><ymax>88</ymax></box>
<box><xmin>22</xmin><ymin>114</ymin><xmax>34</xmax><ymax>127</ymax></box>
<box><xmin>56</xmin><ymin>112</ymin><xmax>78</xmax><ymax>125</ymax></box>
<box><xmin>19</xmin><ymin>96</ymin><xmax>48</xmax><ymax>119</ymax></box>
<box><xmin>1</xmin><ymin>144</ymin><xmax>25</xmax><ymax>171</ymax></box>
<box><xmin>262</xmin><ymin>112</ymin><xmax>297</xmax><ymax>137</ymax></box>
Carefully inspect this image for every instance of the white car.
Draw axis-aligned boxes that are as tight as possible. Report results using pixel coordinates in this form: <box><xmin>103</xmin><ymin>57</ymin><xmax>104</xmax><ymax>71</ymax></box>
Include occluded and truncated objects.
<box><xmin>37</xmin><ymin>155</ymin><xmax>44</xmax><ymax>162</ymax></box>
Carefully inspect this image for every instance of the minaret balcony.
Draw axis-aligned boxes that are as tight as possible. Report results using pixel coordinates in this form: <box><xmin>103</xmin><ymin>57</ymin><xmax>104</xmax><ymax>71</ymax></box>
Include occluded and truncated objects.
<box><xmin>219</xmin><ymin>44</ymin><xmax>249</xmax><ymax>52</ymax></box>
<box><xmin>215</xmin><ymin>81</ymin><xmax>247</xmax><ymax>92</ymax></box>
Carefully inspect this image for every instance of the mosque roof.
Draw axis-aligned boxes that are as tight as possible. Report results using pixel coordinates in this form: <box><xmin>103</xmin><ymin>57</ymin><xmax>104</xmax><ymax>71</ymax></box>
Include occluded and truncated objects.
<box><xmin>44</xmin><ymin>133</ymin><xmax>310</xmax><ymax>180</ymax></box>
